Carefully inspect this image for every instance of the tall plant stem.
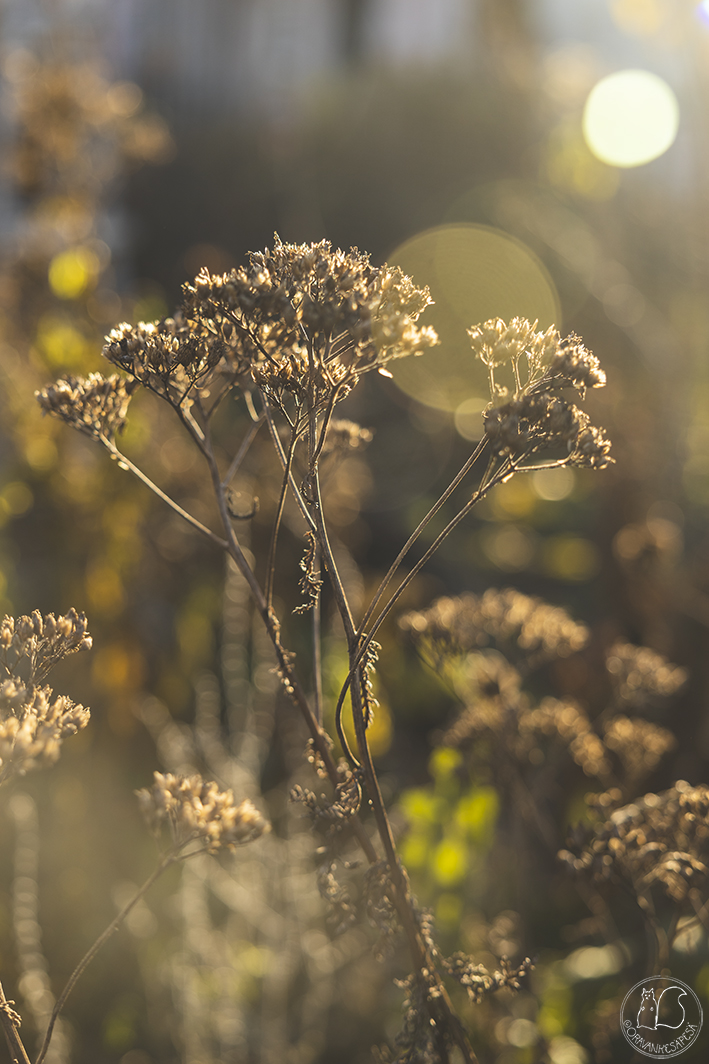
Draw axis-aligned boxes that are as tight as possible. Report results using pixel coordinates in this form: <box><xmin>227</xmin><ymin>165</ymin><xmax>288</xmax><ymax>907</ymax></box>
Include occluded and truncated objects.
<box><xmin>35</xmin><ymin>856</ymin><xmax>175</xmax><ymax>1064</ymax></box>
<box><xmin>0</xmin><ymin>980</ymin><xmax>31</xmax><ymax>1064</ymax></box>
<box><xmin>308</xmin><ymin>470</ymin><xmax>477</xmax><ymax>1064</ymax></box>
<box><xmin>200</xmin><ymin>425</ymin><xmax>379</xmax><ymax>865</ymax></box>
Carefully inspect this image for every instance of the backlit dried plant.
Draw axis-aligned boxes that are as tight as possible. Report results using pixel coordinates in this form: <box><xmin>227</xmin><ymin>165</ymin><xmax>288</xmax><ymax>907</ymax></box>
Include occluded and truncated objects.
<box><xmin>34</xmin><ymin>238</ymin><xmax>616</xmax><ymax>1063</ymax></box>
<box><xmin>0</xmin><ymin>610</ymin><xmax>91</xmax><ymax>785</ymax></box>
<box><xmin>560</xmin><ymin>782</ymin><xmax>709</xmax><ymax>969</ymax></box>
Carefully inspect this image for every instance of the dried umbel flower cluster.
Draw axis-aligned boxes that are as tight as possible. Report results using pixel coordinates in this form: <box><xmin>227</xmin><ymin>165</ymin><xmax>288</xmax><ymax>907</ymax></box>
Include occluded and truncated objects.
<box><xmin>0</xmin><ymin>609</ymin><xmax>92</xmax><ymax>782</ymax></box>
<box><xmin>183</xmin><ymin>237</ymin><xmax>438</xmax><ymax>406</ymax></box>
<box><xmin>35</xmin><ymin>374</ymin><xmax>138</xmax><ymax>443</ymax></box>
<box><xmin>95</xmin><ymin>236</ymin><xmax>437</xmax><ymax>421</ymax></box>
<box><xmin>560</xmin><ymin>782</ymin><xmax>709</xmax><ymax>904</ymax></box>
<box><xmin>0</xmin><ymin>683</ymin><xmax>90</xmax><ymax>781</ymax></box>
<box><xmin>321</xmin><ymin>418</ymin><xmax>374</xmax><ymax>456</ymax></box>
<box><xmin>606</xmin><ymin>642</ymin><xmax>687</xmax><ymax>708</ymax></box>
<box><xmin>401</xmin><ymin>588</ymin><xmax>589</xmax><ymax>672</ymax></box>
<box><xmin>0</xmin><ymin>608</ymin><xmax>92</xmax><ymax>685</ymax></box>
<box><xmin>404</xmin><ymin>590</ymin><xmax>678</xmax><ymax>788</ymax></box>
<box><xmin>7</xmin><ymin>59</ymin><xmax>171</xmax><ymax>194</ymax></box>
<box><xmin>469</xmin><ymin>318</ymin><xmax>613</xmax><ymax>470</ymax></box>
<box><xmin>136</xmin><ymin>771</ymin><xmax>269</xmax><ymax>853</ymax></box>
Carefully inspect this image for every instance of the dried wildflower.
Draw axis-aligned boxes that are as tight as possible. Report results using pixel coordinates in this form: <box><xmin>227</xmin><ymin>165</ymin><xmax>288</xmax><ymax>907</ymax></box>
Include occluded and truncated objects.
<box><xmin>560</xmin><ymin>782</ymin><xmax>709</xmax><ymax>904</ymax></box>
<box><xmin>0</xmin><ymin>608</ymin><xmax>92</xmax><ymax>685</ymax></box>
<box><xmin>401</xmin><ymin>588</ymin><xmax>589</xmax><ymax>671</ymax></box>
<box><xmin>36</xmin><ymin>374</ymin><xmax>138</xmax><ymax>442</ymax></box>
<box><xmin>468</xmin><ymin>318</ymin><xmax>612</xmax><ymax>469</ymax></box>
<box><xmin>602</xmin><ymin>716</ymin><xmax>675</xmax><ymax>782</ymax></box>
<box><xmin>0</xmin><ymin>682</ymin><xmax>90</xmax><ymax>782</ymax></box>
<box><xmin>182</xmin><ymin>235</ymin><xmax>437</xmax><ymax>412</ymax></box>
<box><xmin>321</xmin><ymin>418</ymin><xmax>374</xmax><ymax>455</ymax></box>
<box><xmin>606</xmin><ymin>642</ymin><xmax>687</xmax><ymax>708</ymax></box>
<box><xmin>103</xmin><ymin>312</ymin><xmax>230</xmax><ymax>403</ymax></box>
<box><xmin>136</xmin><ymin>771</ymin><xmax>269</xmax><ymax>853</ymax></box>
<box><xmin>525</xmin><ymin>698</ymin><xmax>610</xmax><ymax>776</ymax></box>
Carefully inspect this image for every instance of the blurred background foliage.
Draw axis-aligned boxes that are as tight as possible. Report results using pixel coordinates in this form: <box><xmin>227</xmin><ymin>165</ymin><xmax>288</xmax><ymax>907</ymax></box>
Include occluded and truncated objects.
<box><xmin>1</xmin><ymin>0</ymin><xmax>709</xmax><ymax>1062</ymax></box>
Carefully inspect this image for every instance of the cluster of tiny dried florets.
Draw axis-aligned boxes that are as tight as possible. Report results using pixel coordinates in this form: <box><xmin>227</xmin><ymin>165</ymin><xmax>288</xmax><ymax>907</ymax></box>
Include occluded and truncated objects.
<box><xmin>102</xmin><ymin>312</ymin><xmax>230</xmax><ymax>404</ymax></box>
<box><xmin>400</xmin><ymin>588</ymin><xmax>589</xmax><ymax>671</ymax></box>
<box><xmin>606</xmin><ymin>642</ymin><xmax>687</xmax><ymax>707</ymax></box>
<box><xmin>404</xmin><ymin>590</ymin><xmax>678</xmax><ymax>786</ymax></box>
<box><xmin>0</xmin><ymin>608</ymin><xmax>92</xmax><ymax>685</ymax></box>
<box><xmin>0</xmin><ymin>682</ymin><xmax>90</xmax><ymax>781</ymax></box>
<box><xmin>321</xmin><ymin>418</ymin><xmax>374</xmax><ymax>456</ymax></box>
<box><xmin>0</xmin><ymin>609</ymin><xmax>92</xmax><ymax>782</ymax></box>
<box><xmin>35</xmin><ymin>373</ymin><xmax>138</xmax><ymax>443</ymax></box>
<box><xmin>468</xmin><ymin>318</ymin><xmax>612</xmax><ymax>469</ymax></box>
<box><xmin>602</xmin><ymin>716</ymin><xmax>675</xmax><ymax>784</ymax></box>
<box><xmin>439</xmin><ymin>656</ymin><xmax>611</xmax><ymax>778</ymax></box>
<box><xmin>560</xmin><ymin>782</ymin><xmax>709</xmax><ymax>904</ymax></box>
<box><xmin>136</xmin><ymin>771</ymin><xmax>269</xmax><ymax>853</ymax></box>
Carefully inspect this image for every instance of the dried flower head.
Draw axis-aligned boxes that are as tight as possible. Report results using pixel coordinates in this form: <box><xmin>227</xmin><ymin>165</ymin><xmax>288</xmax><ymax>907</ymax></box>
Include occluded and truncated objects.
<box><xmin>0</xmin><ymin>682</ymin><xmax>90</xmax><ymax>781</ymax></box>
<box><xmin>181</xmin><ymin>235</ymin><xmax>438</xmax><ymax>410</ymax></box>
<box><xmin>103</xmin><ymin>312</ymin><xmax>230</xmax><ymax>403</ymax></box>
<box><xmin>606</xmin><ymin>643</ymin><xmax>687</xmax><ymax>708</ymax></box>
<box><xmin>0</xmin><ymin>608</ymin><xmax>92</xmax><ymax>685</ymax></box>
<box><xmin>561</xmin><ymin>781</ymin><xmax>709</xmax><ymax>904</ymax></box>
<box><xmin>321</xmin><ymin>418</ymin><xmax>374</xmax><ymax>456</ymax></box>
<box><xmin>602</xmin><ymin>716</ymin><xmax>675</xmax><ymax>783</ymax></box>
<box><xmin>468</xmin><ymin>318</ymin><xmax>612</xmax><ymax>469</ymax></box>
<box><xmin>36</xmin><ymin>374</ymin><xmax>138</xmax><ymax>442</ymax></box>
<box><xmin>136</xmin><ymin>771</ymin><xmax>269</xmax><ymax>853</ymax></box>
<box><xmin>401</xmin><ymin>588</ymin><xmax>589</xmax><ymax>671</ymax></box>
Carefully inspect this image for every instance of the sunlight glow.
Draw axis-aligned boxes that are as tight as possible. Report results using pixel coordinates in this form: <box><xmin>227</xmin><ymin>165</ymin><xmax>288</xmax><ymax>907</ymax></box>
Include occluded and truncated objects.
<box><xmin>582</xmin><ymin>70</ymin><xmax>679</xmax><ymax>168</ymax></box>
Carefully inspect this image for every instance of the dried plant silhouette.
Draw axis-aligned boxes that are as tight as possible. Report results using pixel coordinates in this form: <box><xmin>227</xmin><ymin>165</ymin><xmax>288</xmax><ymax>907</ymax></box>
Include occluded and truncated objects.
<box><xmin>10</xmin><ymin>236</ymin><xmax>618</xmax><ymax>1064</ymax></box>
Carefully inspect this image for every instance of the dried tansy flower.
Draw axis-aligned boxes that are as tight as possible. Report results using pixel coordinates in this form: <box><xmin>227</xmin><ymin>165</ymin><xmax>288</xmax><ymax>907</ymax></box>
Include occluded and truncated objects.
<box><xmin>136</xmin><ymin>771</ymin><xmax>269</xmax><ymax>853</ymax></box>
<box><xmin>560</xmin><ymin>782</ymin><xmax>709</xmax><ymax>904</ymax></box>
<box><xmin>36</xmin><ymin>373</ymin><xmax>138</xmax><ymax>442</ymax></box>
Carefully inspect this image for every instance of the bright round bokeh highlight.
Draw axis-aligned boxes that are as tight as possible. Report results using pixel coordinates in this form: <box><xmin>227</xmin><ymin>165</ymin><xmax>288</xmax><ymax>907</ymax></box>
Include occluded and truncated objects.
<box><xmin>388</xmin><ymin>224</ymin><xmax>560</xmax><ymax>412</ymax></box>
<box><xmin>582</xmin><ymin>70</ymin><xmax>679</xmax><ymax>168</ymax></box>
<box><xmin>697</xmin><ymin>1</ymin><xmax>709</xmax><ymax>29</ymax></box>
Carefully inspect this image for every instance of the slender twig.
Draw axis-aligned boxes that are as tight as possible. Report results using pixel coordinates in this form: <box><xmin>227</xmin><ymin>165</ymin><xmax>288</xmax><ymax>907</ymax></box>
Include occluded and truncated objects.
<box><xmin>333</xmin><ymin>458</ymin><xmax>515</xmax><ymax>744</ymax></box>
<box><xmin>0</xmin><ymin>979</ymin><xmax>31</xmax><ymax>1064</ymax></box>
<box><xmin>261</xmin><ymin>401</ymin><xmax>317</xmax><ymax>533</ymax></box>
<box><xmin>357</xmin><ymin>436</ymin><xmax>489</xmax><ymax>638</ymax></box>
<box><xmin>265</xmin><ymin>427</ymin><xmax>299</xmax><ymax>611</ymax></box>
<box><xmin>98</xmin><ymin>437</ymin><xmax>228</xmax><ymax>551</ymax></box>
<box><xmin>221</xmin><ymin>414</ymin><xmax>265</xmax><ymax>489</ymax></box>
<box><xmin>35</xmin><ymin>855</ymin><xmax>177</xmax><ymax>1064</ymax></box>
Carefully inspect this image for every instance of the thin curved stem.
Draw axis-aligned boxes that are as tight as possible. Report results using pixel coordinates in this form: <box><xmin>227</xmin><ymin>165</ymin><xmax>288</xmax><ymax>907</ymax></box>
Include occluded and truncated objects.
<box><xmin>35</xmin><ymin>855</ymin><xmax>176</xmax><ymax>1064</ymax></box>
<box><xmin>356</xmin><ymin>436</ymin><xmax>488</xmax><ymax>638</ymax></box>
<box><xmin>221</xmin><ymin>413</ymin><xmax>265</xmax><ymax>489</ymax></box>
<box><xmin>265</xmin><ymin>427</ymin><xmax>298</xmax><ymax>610</ymax></box>
<box><xmin>0</xmin><ymin>979</ymin><xmax>31</xmax><ymax>1064</ymax></box>
<box><xmin>98</xmin><ymin>437</ymin><xmax>228</xmax><ymax>551</ymax></box>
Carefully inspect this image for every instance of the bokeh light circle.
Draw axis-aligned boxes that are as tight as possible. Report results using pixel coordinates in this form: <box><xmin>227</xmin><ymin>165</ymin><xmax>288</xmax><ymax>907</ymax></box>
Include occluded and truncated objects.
<box><xmin>582</xmin><ymin>69</ymin><xmax>679</xmax><ymax>168</ymax></box>
<box><xmin>388</xmin><ymin>224</ymin><xmax>560</xmax><ymax>411</ymax></box>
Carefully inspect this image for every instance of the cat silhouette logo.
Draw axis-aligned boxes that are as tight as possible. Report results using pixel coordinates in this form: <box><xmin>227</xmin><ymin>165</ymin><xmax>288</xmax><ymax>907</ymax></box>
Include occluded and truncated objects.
<box><xmin>621</xmin><ymin>976</ymin><xmax>703</xmax><ymax>1058</ymax></box>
